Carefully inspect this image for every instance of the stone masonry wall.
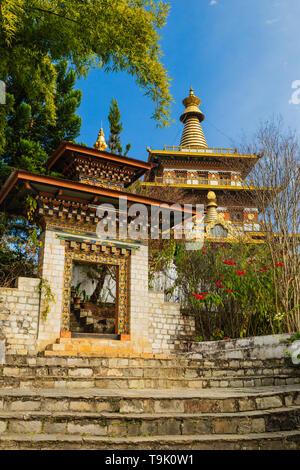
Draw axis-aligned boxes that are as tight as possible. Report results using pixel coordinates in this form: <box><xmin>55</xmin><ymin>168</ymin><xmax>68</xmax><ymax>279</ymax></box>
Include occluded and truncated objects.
<box><xmin>37</xmin><ymin>230</ymin><xmax>65</xmax><ymax>350</ymax></box>
<box><xmin>0</xmin><ymin>277</ymin><xmax>40</xmax><ymax>355</ymax></box>
<box><xmin>148</xmin><ymin>291</ymin><xmax>196</xmax><ymax>355</ymax></box>
<box><xmin>0</xmin><ymin>240</ymin><xmax>197</xmax><ymax>357</ymax></box>
<box><xmin>186</xmin><ymin>334</ymin><xmax>295</xmax><ymax>360</ymax></box>
<box><xmin>128</xmin><ymin>244</ymin><xmax>153</xmax><ymax>354</ymax></box>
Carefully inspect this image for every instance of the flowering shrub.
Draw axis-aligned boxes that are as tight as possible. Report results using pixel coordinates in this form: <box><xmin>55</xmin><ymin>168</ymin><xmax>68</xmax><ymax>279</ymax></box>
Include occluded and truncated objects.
<box><xmin>174</xmin><ymin>241</ymin><xmax>299</xmax><ymax>341</ymax></box>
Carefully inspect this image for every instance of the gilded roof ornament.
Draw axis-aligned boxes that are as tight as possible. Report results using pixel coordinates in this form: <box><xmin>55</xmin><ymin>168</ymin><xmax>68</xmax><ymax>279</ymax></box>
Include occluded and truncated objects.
<box><xmin>180</xmin><ymin>87</ymin><xmax>208</xmax><ymax>149</ymax></box>
<box><xmin>94</xmin><ymin>127</ymin><xmax>108</xmax><ymax>151</ymax></box>
<box><xmin>205</xmin><ymin>191</ymin><xmax>218</xmax><ymax>223</ymax></box>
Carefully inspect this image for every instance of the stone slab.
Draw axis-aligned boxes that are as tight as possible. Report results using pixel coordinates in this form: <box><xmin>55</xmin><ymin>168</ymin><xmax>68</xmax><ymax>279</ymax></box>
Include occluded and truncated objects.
<box><xmin>0</xmin><ymin>341</ymin><xmax>5</xmax><ymax>365</ymax></box>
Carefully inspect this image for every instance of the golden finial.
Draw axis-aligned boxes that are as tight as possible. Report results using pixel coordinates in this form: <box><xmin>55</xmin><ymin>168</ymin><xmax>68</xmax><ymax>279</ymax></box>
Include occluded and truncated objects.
<box><xmin>207</xmin><ymin>191</ymin><xmax>216</xmax><ymax>201</ymax></box>
<box><xmin>205</xmin><ymin>191</ymin><xmax>218</xmax><ymax>223</ymax></box>
<box><xmin>179</xmin><ymin>87</ymin><xmax>208</xmax><ymax>149</ymax></box>
<box><xmin>94</xmin><ymin>127</ymin><xmax>107</xmax><ymax>151</ymax></box>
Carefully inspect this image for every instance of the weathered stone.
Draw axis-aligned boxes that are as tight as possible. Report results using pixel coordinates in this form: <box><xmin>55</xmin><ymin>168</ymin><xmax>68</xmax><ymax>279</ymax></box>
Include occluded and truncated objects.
<box><xmin>0</xmin><ymin>421</ymin><xmax>7</xmax><ymax>433</ymax></box>
<box><xmin>43</xmin><ymin>422</ymin><xmax>67</xmax><ymax>434</ymax></box>
<box><xmin>239</xmin><ymin>398</ymin><xmax>256</xmax><ymax>412</ymax></box>
<box><xmin>256</xmin><ymin>396</ymin><xmax>282</xmax><ymax>409</ymax></box>
<box><xmin>0</xmin><ymin>341</ymin><xmax>5</xmax><ymax>365</ymax></box>
<box><xmin>69</xmin><ymin>401</ymin><xmax>93</xmax><ymax>412</ymax></box>
<box><xmin>43</xmin><ymin>400</ymin><xmax>69</xmax><ymax>412</ymax></box>
<box><xmin>9</xmin><ymin>401</ymin><xmax>40</xmax><ymax>411</ymax></box>
<box><xmin>9</xmin><ymin>420</ymin><xmax>42</xmax><ymax>433</ymax></box>
<box><xmin>120</xmin><ymin>400</ymin><xmax>145</xmax><ymax>414</ymax></box>
<box><xmin>68</xmin><ymin>423</ymin><xmax>107</xmax><ymax>436</ymax></box>
<box><xmin>68</xmin><ymin>368</ymin><xmax>93</xmax><ymax>378</ymax></box>
<box><xmin>214</xmin><ymin>419</ymin><xmax>238</xmax><ymax>434</ymax></box>
<box><xmin>251</xmin><ymin>418</ymin><xmax>266</xmax><ymax>433</ymax></box>
<box><xmin>154</xmin><ymin>399</ymin><xmax>184</xmax><ymax>413</ymax></box>
<box><xmin>157</xmin><ymin>420</ymin><xmax>181</xmax><ymax>435</ymax></box>
<box><xmin>140</xmin><ymin>420</ymin><xmax>158</xmax><ymax>436</ymax></box>
<box><xmin>238</xmin><ymin>419</ymin><xmax>252</xmax><ymax>434</ymax></box>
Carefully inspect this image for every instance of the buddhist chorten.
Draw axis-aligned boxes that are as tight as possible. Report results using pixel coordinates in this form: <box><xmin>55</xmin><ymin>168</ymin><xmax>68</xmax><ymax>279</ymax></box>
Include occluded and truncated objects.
<box><xmin>143</xmin><ymin>88</ymin><xmax>274</xmax><ymax>243</ymax></box>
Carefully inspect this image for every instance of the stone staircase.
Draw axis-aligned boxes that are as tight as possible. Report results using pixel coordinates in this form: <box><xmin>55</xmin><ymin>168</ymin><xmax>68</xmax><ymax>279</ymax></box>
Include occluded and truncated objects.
<box><xmin>69</xmin><ymin>309</ymin><xmax>84</xmax><ymax>334</ymax></box>
<box><xmin>71</xmin><ymin>309</ymin><xmax>115</xmax><ymax>335</ymax></box>
<box><xmin>0</xmin><ymin>355</ymin><xmax>299</xmax><ymax>390</ymax></box>
<box><xmin>0</xmin><ymin>353</ymin><xmax>299</xmax><ymax>449</ymax></box>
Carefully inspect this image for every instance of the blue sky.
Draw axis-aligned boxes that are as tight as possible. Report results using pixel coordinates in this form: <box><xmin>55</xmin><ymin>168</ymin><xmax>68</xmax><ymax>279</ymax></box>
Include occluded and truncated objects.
<box><xmin>77</xmin><ymin>0</ymin><xmax>300</xmax><ymax>161</ymax></box>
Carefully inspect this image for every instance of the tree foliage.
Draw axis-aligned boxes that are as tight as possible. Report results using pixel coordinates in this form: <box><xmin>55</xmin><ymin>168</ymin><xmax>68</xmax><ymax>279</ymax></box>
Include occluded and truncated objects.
<box><xmin>108</xmin><ymin>98</ymin><xmax>131</xmax><ymax>156</ymax></box>
<box><xmin>0</xmin><ymin>0</ymin><xmax>172</xmax><ymax>127</ymax></box>
<box><xmin>0</xmin><ymin>59</ymin><xmax>82</xmax><ymax>181</ymax></box>
<box><xmin>239</xmin><ymin>117</ymin><xmax>300</xmax><ymax>334</ymax></box>
<box><xmin>163</xmin><ymin>241</ymin><xmax>298</xmax><ymax>340</ymax></box>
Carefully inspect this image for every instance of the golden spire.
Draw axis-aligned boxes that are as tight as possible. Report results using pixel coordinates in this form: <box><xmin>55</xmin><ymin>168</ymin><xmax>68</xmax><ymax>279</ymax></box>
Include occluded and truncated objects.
<box><xmin>94</xmin><ymin>127</ymin><xmax>107</xmax><ymax>151</ymax></box>
<box><xmin>180</xmin><ymin>87</ymin><xmax>208</xmax><ymax>149</ymax></box>
<box><xmin>205</xmin><ymin>191</ymin><xmax>218</xmax><ymax>223</ymax></box>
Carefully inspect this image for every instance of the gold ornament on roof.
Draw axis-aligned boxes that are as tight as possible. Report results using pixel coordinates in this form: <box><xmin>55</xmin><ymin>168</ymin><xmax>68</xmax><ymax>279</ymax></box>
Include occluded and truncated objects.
<box><xmin>94</xmin><ymin>127</ymin><xmax>107</xmax><ymax>151</ymax></box>
<box><xmin>180</xmin><ymin>87</ymin><xmax>208</xmax><ymax>149</ymax></box>
<box><xmin>182</xmin><ymin>86</ymin><xmax>201</xmax><ymax>109</ymax></box>
<box><xmin>205</xmin><ymin>191</ymin><xmax>218</xmax><ymax>223</ymax></box>
<box><xmin>207</xmin><ymin>191</ymin><xmax>217</xmax><ymax>201</ymax></box>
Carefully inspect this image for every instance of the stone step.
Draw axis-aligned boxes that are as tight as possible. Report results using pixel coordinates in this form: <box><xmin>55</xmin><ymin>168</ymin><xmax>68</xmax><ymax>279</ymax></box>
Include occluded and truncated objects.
<box><xmin>1</xmin><ymin>364</ymin><xmax>298</xmax><ymax>378</ymax></box>
<box><xmin>0</xmin><ymin>386</ymin><xmax>299</xmax><ymax>414</ymax></box>
<box><xmin>0</xmin><ymin>407</ymin><xmax>299</xmax><ymax>437</ymax></box>
<box><xmin>1</xmin><ymin>430</ymin><xmax>300</xmax><ymax>450</ymax></box>
<box><xmin>3</xmin><ymin>355</ymin><xmax>296</xmax><ymax>369</ymax></box>
<box><xmin>0</xmin><ymin>374</ymin><xmax>299</xmax><ymax>390</ymax></box>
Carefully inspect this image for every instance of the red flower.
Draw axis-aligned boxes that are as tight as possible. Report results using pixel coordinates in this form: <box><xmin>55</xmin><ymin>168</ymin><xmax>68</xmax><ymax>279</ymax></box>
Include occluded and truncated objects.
<box><xmin>260</xmin><ymin>266</ymin><xmax>269</xmax><ymax>271</ymax></box>
<box><xmin>248</xmin><ymin>259</ymin><xmax>256</xmax><ymax>263</ymax></box>
<box><xmin>275</xmin><ymin>262</ymin><xmax>284</xmax><ymax>268</ymax></box>
<box><xmin>191</xmin><ymin>293</ymin><xmax>207</xmax><ymax>300</ymax></box>
<box><xmin>226</xmin><ymin>289</ymin><xmax>234</xmax><ymax>293</ymax></box>
<box><xmin>223</xmin><ymin>337</ymin><xmax>229</xmax><ymax>339</ymax></box>
<box><xmin>223</xmin><ymin>260</ymin><xmax>237</xmax><ymax>266</ymax></box>
<box><xmin>236</xmin><ymin>271</ymin><xmax>246</xmax><ymax>275</ymax></box>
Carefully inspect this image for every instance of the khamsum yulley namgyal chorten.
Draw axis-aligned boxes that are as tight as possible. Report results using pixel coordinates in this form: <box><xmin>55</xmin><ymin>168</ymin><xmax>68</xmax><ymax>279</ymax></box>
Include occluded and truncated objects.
<box><xmin>143</xmin><ymin>87</ymin><xmax>272</xmax><ymax>243</ymax></box>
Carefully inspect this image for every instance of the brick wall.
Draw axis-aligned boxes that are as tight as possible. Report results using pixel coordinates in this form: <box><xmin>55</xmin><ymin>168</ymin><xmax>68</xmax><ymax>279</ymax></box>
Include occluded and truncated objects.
<box><xmin>0</xmin><ymin>277</ymin><xmax>40</xmax><ymax>355</ymax></box>
<box><xmin>148</xmin><ymin>291</ymin><xmax>195</xmax><ymax>355</ymax></box>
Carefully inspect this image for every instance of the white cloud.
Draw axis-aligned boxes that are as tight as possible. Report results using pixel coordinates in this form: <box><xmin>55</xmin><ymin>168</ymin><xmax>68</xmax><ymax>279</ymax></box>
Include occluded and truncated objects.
<box><xmin>209</xmin><ymin>0</ymin><xmax>217</xmax><ymax>5</ymax></box>
<box><xmin>265</xmin><ymin>18</ymin><xmax>279</xmax><ymax>25</ymax></box>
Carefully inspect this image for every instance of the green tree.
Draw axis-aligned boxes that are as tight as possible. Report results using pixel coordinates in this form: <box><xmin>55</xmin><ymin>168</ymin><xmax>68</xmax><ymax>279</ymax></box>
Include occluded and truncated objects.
<box><xmin>0</xmin><ymin>60</ymin><xmax>82</xmax><ymax>286</ymax></box>
<box><xmin>108</xmin><ymin>98</ymin><xmax>131</xmax><ymax>156</ymax></box>
<box><xmin>0</xmin><ymin>0</ymin><xmax>172</xmax><ymax>128</ymax></box>
<box><xmin>0</xmin><ymin>59</ymin><xmax>82</xmax><ymax>181</ymax></box>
